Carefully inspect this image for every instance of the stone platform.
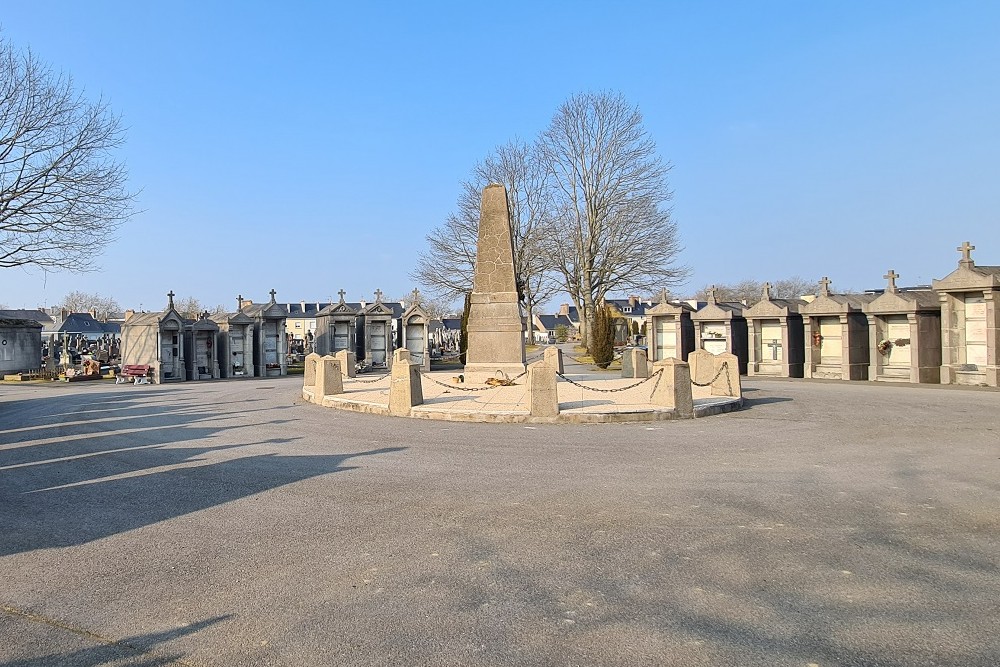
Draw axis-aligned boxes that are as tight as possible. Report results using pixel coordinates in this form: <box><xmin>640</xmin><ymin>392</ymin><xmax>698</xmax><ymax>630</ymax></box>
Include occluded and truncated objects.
<box><xmin>302</xmin><ymin>368</ymin><xmax>741</xmax><ymax>424</ymax></box>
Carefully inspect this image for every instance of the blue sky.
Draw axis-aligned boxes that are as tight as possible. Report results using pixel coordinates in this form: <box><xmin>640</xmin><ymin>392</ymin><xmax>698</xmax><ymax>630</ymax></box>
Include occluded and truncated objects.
<box><xmin>2</xmin><ymin>2</ymin><xmax>998</xmax><ymax>311</ymax></box>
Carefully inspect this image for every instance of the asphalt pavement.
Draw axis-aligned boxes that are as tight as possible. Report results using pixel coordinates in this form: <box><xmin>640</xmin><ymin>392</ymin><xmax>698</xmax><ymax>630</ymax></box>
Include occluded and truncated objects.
<box><xmin>1</xmin><ymin>375</ymin><xmax>998</xmax><ymax>666</ymax></box>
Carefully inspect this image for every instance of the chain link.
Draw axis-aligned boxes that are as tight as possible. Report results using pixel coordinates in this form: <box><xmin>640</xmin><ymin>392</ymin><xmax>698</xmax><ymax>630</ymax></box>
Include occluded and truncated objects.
<box><xmin>555</xmin><ymin>369</ymin><xmax>663</xmax><ymax>394</ymax></box>
<box><xmin>418</xmin><ymin>369</ymin><xmax>529</xmax><ymax>392</ymax></box>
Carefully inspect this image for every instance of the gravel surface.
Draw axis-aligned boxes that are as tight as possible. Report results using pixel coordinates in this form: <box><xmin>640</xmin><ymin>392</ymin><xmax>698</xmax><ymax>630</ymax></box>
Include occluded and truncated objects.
<box><xmin>1</xmin><ymin>376</ymin><xmax>998</xmax><ymax>666</ymax></box>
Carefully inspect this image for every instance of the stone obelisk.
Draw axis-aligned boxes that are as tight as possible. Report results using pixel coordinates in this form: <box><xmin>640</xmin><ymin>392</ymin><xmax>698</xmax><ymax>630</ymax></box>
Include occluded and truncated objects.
<box><xmin>464</xmin><ymin>183</ymin><xmax>526</xmax><ymax>383</ymax></box>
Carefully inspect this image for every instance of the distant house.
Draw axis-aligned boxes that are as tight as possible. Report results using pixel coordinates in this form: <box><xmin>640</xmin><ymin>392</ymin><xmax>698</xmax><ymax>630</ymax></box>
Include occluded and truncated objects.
<box><xmin>605</xmin><ymin>296</ymin><xmax>655</xmax><ymax>334</ymax></box>
<box><xmin>532</xmin><ymin>303</ymin><xmax>580</xmax><ymax>343</ymax></box>
<box><xmin>59</xmin><ymin>312</ymin><xmax>119</xmax><ymax>338</ymax></box>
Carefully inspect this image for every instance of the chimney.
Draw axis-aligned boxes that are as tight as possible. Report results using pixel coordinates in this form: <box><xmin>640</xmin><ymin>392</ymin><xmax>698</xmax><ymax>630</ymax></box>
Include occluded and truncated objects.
<box><xmin>61</xmin><ymin>308</ymin><xmax>69</xmax><ymax>320</ymax></box>
<box><xmin>629</xmin><ymin>296</ymin><xmax>638</xmax><ymax>307</ymax></box>
<box><xmin>89</xmin><ymin>308</ymin><xmax>97</xmax><ymax>318</ymax></box>
<box><xmin>360</xmin><ymin>300</ymin><xmax>367</xmax><ymax>309</ymax></box>
<box><xmin>559</xmin><ymin>303</ymin><xmax>569</xmax><ymax>316</ymax></box>
<box><xmin>300</xmin><ymin>301</ymin><xmax>306</xmax><ymax>312</ymax></box>
<box><xmin>124</xmin><ymin>309</ymin><xmax>135</xmax><ymax>322</ymax></box>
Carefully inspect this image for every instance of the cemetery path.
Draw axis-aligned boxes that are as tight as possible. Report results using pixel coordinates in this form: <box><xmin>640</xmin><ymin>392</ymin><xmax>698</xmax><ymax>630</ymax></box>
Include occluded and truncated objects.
<box><xmin>1</xmin><ymin>377</ymin><xmax>999</xmax><ymax>666</ymax></box>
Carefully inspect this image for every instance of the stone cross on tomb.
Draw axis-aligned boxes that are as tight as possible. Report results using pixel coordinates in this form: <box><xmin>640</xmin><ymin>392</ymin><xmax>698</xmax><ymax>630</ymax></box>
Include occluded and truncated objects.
<box><xmin>819</xmin><ymin>276</ymin><xmax>832</xmax><ymax>297</ymax></box>
<box><xmin>410</xmin><ymin>288</ymin><xmax>421</xmax><ymax>306</ymax></box>
<box><xmin>167</xmin><ymin>290</ymin><xmax>175</xmax><ymax>309</ymax></box>
<box><xmin>707</xmin><ymin>285</ymin><xmax>718</xmax><ymax>304</ymax></box>
<box><xmin>884</xmin><ymin>269</ymin><xmax>899</xmax><ymax>294</ymax></box>
<box><xmin>958</xmin><ymin>241</ymin><xmax>975</xmax><ymax>267</ymax></box>
<box><xmin>237</xmin><ymin>294</ymin><xmax>244</xmax><ymax>310</ymax></box>
<box><xmin>337</xmin><ymin>289</ymin><xmax>346</xmax><ymax>303</ymax></box>
<box><xmin>658</xmin><ymin>288</ymin><xmax>669</xmax><ymax>305</ymax></box>
<box><xmin>766</xmin><ymin>338</ymin><xmax>782</xmax><ymax>360</ymax></box>
<box><xmin>761</xmin><ymin>282</ymin><xmax>772</xmax><ymax>301</ymax></box>
<box><xmin>374</xmin><ymin>288</ymin><xmax>383</xmax><ymax>303</ymax></box>
<box><xmin>269</xmin><ymin>288</ymin><xmax>277</xmax><ymax>302</ymax></box>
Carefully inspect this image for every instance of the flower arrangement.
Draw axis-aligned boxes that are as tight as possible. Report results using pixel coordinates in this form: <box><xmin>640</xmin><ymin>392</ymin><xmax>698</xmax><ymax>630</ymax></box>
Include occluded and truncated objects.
<box><xmin>877</xmin><ymin>339</ymin><xmax>893</xmax><ymax>355</ymax></box>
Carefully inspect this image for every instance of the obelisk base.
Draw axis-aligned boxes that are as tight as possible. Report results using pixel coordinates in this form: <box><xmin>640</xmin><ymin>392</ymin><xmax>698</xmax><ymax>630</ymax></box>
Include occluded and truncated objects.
<box><xmin>464</xmin><ymin>291</ymin><xmax>525</xmax><ymax>384</ymax></box>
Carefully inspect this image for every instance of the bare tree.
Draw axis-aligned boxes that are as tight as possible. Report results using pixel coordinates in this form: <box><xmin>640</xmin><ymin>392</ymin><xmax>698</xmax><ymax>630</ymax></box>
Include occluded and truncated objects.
<box><xmin>0</xmin><ymin>37</ymin><xmax>135</xmax><ymax>272</ymax></box>
<box><xmin>411</xmin><ymin>140</ymin><xmax>561</xmax><ymax>329</ymax></box>
<box><xmin>692</xmin><ymin>276</ymin><xmax>816</xmax><ymax>304</ymax></box>
<box><xmin>538</xmin><ymin>91</ymin><xmax>688</xmax><ymax>348</ymax></box>
<box><xmin>172</xmin><ymin>296</ymin><xmax>226</xmax><ymax>319</ymax></box>
<box><xmin>60</xmin><ymin>290</ymin><xmax>120</xmax><ymax>320</ymax></box>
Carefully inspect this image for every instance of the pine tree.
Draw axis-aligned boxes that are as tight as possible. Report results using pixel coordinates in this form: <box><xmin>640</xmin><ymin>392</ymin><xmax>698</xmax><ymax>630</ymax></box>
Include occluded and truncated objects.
<box><xmin>591</xmin><ymin>305</ymin><xmax>615</xmax><ymax>369</ymax></box>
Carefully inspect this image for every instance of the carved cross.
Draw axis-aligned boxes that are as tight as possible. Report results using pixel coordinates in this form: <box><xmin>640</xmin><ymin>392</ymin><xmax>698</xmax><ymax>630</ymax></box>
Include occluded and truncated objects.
<box><xmin>269</xmin><ymin>288</ymin><xmax>277</xmax><ymax>302</ymax></box>
<box><xmin>883</xmin><ymin>269</ymin><xmax>899</xmax><ymax>293</ymax></box>
<box><xmin>237</xmin><ymin>294</ymin><xmax>243</xmax><ymax>309</ymax></box>
<box><xmin>374</xmin><ymin>288</ymin><xmax>383</xmax><ymax>303</ymax></box>
<box><xmin>958</xmin><ymin>241</ymin><xmax>975</xmax><ymax>265</ymax></box>
<box><xmin>337</xmin><ymin>288</ymin><xmax>346</xmax><ymax>303</ymax></box>
<box><xmin>658</xmin><ymin>288</ymin><xmax>669</xmax><ymax>304</ymax></box>
<box><xmin>167</xmin><ymin>290</ymin><xmax>175</xmax><ymax>309</ymax></box>
<box><xmin>761</xmin><ymin>282</ymin><xmax>772</xmax><ymax>300</ymax></box>
<box><xmin>819</xmin><ymin>276</ymin><xmax>832</xmax><ymax>297</ymax></box>
<box><xmin>707</xmin><ymin>285</ymin><xmax>717</xmax><ymax>304</ymax></box>
<box><xmin>766</xmin><ymin>338</ymin><xmax>781</xmax><ymax>361</ymax></box>
<box><xmin>410</xmin><ymin>288</ymin><xmax>421</xmax><ymax>306</ymax></box>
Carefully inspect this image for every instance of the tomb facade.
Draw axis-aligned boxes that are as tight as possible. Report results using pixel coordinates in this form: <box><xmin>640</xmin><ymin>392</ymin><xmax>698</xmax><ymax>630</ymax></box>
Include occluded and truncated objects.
<box><xmin>314</xmin><ymin>290</ymin><xmax>358</xmax><ymax>358</ymax></box>
<box><xmin>401</xmin><ymin>289</ymin><xmax>431</xmax><ymax>371</ymax></box>
<box><xmin>361</xmin><ymin>290</ymin><xmax>395</xmax><ymax>370</ymax></box>
<box><xmin>243</xmin><ymin>290</ymin><xmax>289</xmax><ymax>377</ymax></box>
<box><xmin>120</xmin><ymin>292</ymin><xmax>187</xmax><ymax>383</ymax></box>
<box><xmin>800</xmin><ymin>277</ymin><xmax>875</xmax><ymax>381</ymax></box>
<box><xmin>744</xmin><ymin>283</ymin><xmax>806</xmax><ymax>378</ymax></box>
<box><xmin>0</xmin><ymin>319</ymin><xmax>42</xmax><ymax>375</ymax></box>
<box><xmin>690</xmin><ymin>285</ymin><xmax>749</xmax><ymax>374</ymax></box>
<box><xmin>645</xmin><ymin>293</ymin><xmax>696</xmax><ymax>362</ymax></box>
<box><xmin>863</xmin><ymin>270</ymin><xmax>941</xmax><ymax>384</ymax></box>
<box><xmin>212</xmin><ymin>299</ymin><xmax>256</xmax><ymax>378</ymax></box>
<box><xmin>932</xmin><ymin>242</ymin><xmax>1000</xmax><ymax>386</ymax></box>
<box><xmin>184</xmin><ymin>313</ymin><xmax>221</xmax><ymax>380</ymax></box>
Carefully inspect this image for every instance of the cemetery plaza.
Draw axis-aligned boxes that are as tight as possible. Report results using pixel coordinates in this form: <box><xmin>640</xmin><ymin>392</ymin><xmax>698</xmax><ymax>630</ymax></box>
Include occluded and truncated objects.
<box><xmin>1</xmin><ymin>375</ymin><xmax>998</xmax><ymax>666</ymax></box>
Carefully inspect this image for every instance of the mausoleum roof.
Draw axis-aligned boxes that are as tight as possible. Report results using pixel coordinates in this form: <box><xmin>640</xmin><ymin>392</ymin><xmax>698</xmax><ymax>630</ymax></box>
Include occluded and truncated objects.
<box><xmin>691</xmin><ymin>300</ymin><xmax>745</xmax><ymax>321</ymax></box>
<box><xmin>799</xmin><ymin>292</ymin><xmax>876</xmax><ymax>315</ymax></box>
<box><xmin>933</xmin><ymin>264</ymin><xmax>1000</xmax><ymax>291</ymax></box>
<box><xmin>864</xmin><ymin>288</ymin><xmax>940</xmax><ymax>314</ymax></box>
<box><xmin>646</xmin><ymin>300</ymin><xmax>695</xmax><ymax>316</ymax></box>
<box><xmin>743</xmin><ymin>296</ymin><xmax>807</xmax><ymax>318</ymax></box>
<box><xmin>0</xmin><ymin>317</ymin><xmax>43</xmax><ymax>329</ymax></box>
<box><xmin>0</xmin><ymin>309</ymin><xmax>54</xmax><ymax>327</ymax></box>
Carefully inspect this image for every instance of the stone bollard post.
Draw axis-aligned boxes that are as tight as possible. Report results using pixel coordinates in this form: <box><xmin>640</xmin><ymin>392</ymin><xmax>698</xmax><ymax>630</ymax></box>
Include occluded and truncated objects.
<box><xmin>543</xmin><ymin>346</ymin><xmax>564</xmax><ymax>374</ymax></box>
<box><xmin>650</xmin><ymin>358</ymin><xmax>694</xmax><ymax>418</ymax></box>
<box><xmin>528</xmin><ymin>360</ymin><xmax>559</xmax><ymax>418</ymax></box>
<box><xmin>303</xmin><ymin>352</ymin><xmax>321</xmax><ymax>388</ymax></box>
<box><xmin>389</xmin><ymin>348</ymin><xmax>423</xmax><ymax>416</ymax></box>
<box><xmin>622</xmin><ymin>347</ymin><xmax>649</xmax><ymax>379</ymax></box>
<box><xmin>317</xmin><ymin>356</ymin><xmax>344</xmax><ymax>399</ymax></box>
<box><xmin>334</xmin><ymin>349</ymin><xmax>356</xmax><ymax>378</ymax></box>
<box><xmin>711</xmin><ymin>352</ymin><xmax>742</xmax><ymax>398</ymax></box>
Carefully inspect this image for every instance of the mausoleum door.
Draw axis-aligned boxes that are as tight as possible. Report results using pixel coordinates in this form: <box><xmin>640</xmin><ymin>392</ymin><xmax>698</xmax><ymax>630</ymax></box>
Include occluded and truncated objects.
<box><xmin>230</xmin><ymin>333</ymin><xmax>246</xmax><ymax>375</ymax></box>
<box><xmin>884</xmin><ymin>315</ymin><xmax>911</xmax><ymax>368</ymax></box>
<box><xmin>701</xmin><ymin>323</ymin><xmax>727</xmax><ymax>355</ymax></box>
<box><xmin>264</xmin><ymin>322</ymin><xmax>279</xmax><ymax>367</ymax></box>
<box><xmin>760</xmin><ymin>321</ymin><xmax>783</xmax><ymax>362</ymax></box>
<box><xmin>964</xmin><ymin>294</ymin><xmax>987</xmax><ymax>367</ymax></box>
<box><xmin>332</xmin><ymin>321</ymin><xmax>350</xmax><ymax>353</ymax></box>
<box><xmin>405</xmin><ymin>325</ymin><xmax>424</xmax><ymax>364</ymax></box>
<box><xmin>818</xmin><ymin>317</ymin><xmax>842</xmax><ymax>364</ymax></box>
<box><xmin>655</xmin><ymin>318</ymin><xmax>677</xmax><ymax>360</ymax></box>
<box><xmin>161</xmin><ymin>331</ymin><xmax>179</xmax><ymax>380</ymax></box>
<box><xmin>194</xmin><ymin>334</ymin><xmax>212</xmax><ymax>378</ymax></box>
<box><xmin>370</xmin><ymin>322</ymin><xmax>387</xmax><ymax>366</ymax></box>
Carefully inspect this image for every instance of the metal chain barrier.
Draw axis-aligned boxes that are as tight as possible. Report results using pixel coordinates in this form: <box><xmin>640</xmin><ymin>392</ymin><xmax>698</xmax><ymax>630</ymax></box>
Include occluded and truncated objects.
<box><xmin>555</xmin><ymin>369</ymin><xmax>662</xmax><ymax>394</ymax></box>
<box><xmin>418</xmin><ymin>368</ymin><xmax>528</xmax><ymax>392</ymax></box>
<box><xmin>352</xmin><ymin>371</ymin><xmax>391</xmax><ymax>384</ymax></box>
<box><xmin>689</xmin><ymin>361</ymin><xmax>734</xmax><ymax>396</ymax></box>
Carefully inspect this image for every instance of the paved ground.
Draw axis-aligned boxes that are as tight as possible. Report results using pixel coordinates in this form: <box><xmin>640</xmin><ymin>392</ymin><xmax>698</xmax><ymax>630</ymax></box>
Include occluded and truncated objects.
<box><xmin>1</xmin><ymin>375</ymin><xmax>998</xmax><ymax>666</ymax></box>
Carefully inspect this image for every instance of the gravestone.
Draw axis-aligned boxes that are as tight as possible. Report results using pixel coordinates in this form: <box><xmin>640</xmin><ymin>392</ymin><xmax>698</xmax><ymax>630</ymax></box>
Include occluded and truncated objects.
<box><xmin>185</xmin><ymin>313</ymin><xmax>221</xmax><ymax>380</ymax></box>
<box><xmin>315</xmin><ymin>289</ymin><xmax>358</xmax><ymax>357</ymax></box>
<box><xmin>863</xmin><ymin>269</ymin><xmax>941</xmax><ymax>383</ymax></box>
<box><xmin>645</xmin><ymin>292</ymin><xmax>696</xmax><ymax>362</ymax></box>
<box><xmin>0</xmin><ymin>319</ymin><xmax>42</xmax><ymax>375</ymax></box>
<box><xmin>361</xmin><ymin>290</ymin><xmax>395</xmax><ymax>370</ymax></box>
<box><xmin>622</xmin><ymin>347</ymin><xmax>649</xmax><ymax>379</ymax></box>
<box><xmin>212</xmin><ymin>307</ymin><xmax>255</xmax><ymax>378</ymax></box>
<box><xmin>402</xmin><ymin>289</ymin><xmax>431</xmax><ymax>371</ymax></box>
<box><xmin>932</xmin><ymin>242</ymin><xmax>1000</xmax><ymax>386</ymax></box>
<box><xmin>464</xmin><ymin>184</ymin><xmax>526</xmax><ymax>383</ymax></box>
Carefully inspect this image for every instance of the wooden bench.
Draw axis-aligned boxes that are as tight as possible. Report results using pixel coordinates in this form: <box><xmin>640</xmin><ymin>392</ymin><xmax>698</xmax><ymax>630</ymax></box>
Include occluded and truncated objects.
<box><xmin>116</xmin><ymin>364</ymin><xmax>151</xmax><ymax>385</ymax></box>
